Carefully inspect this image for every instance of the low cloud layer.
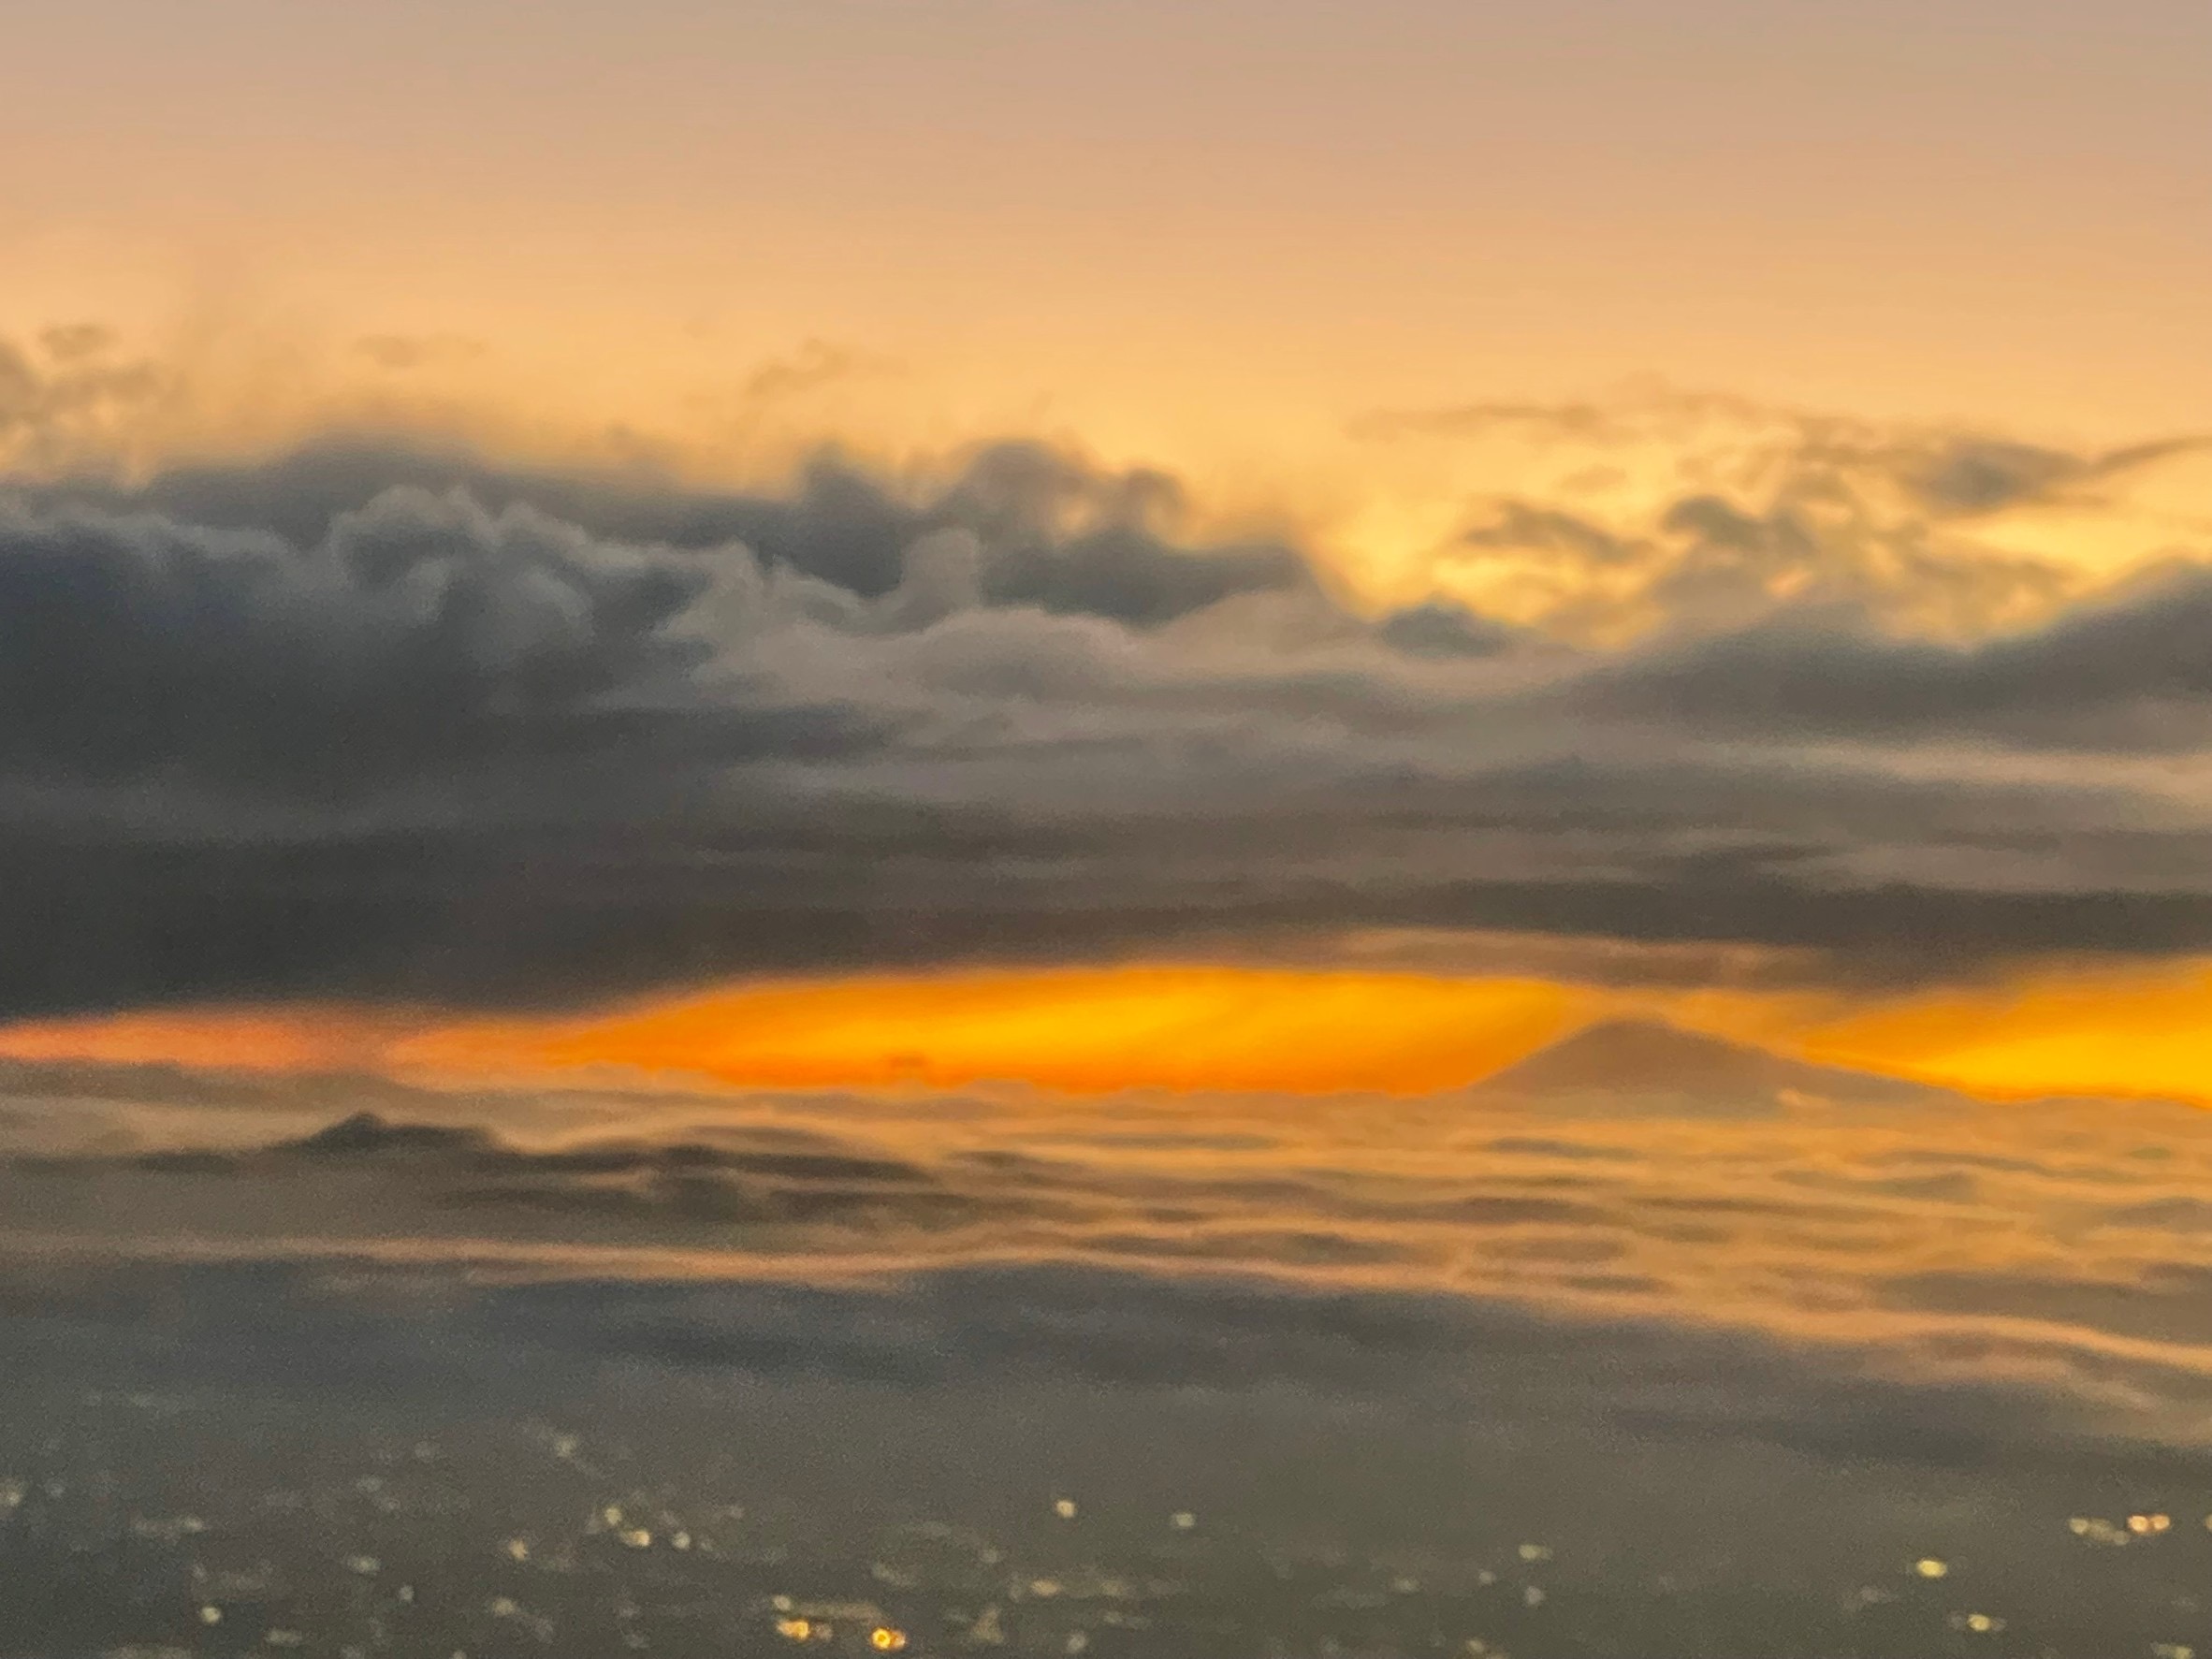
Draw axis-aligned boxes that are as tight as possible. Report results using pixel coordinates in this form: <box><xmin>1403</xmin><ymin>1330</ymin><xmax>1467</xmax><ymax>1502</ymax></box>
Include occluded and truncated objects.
<box><xmin>2</xmin><ymin>408</ymin><xmax>2210</xmax><ymax>1016</ymax></box>
<box><xmin>7</xmin><ymin>1053</ymin><xmax>2212</xmax><ymax>1655</ymax></box>
<box><xmin>13</xmin><ymin>1061</ymin><xmax>2212</xmax><ymax>1482</ymax></box>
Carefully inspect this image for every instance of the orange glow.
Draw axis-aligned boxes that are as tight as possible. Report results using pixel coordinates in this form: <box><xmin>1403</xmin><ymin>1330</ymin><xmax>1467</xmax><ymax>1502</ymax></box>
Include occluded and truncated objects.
<box><xmin>1787</xmin><ymin>962</ymin><xmax>2212</xmax><ymax>1107</ymax></box>
<box><xmin>1</xmin><ymin>958</ymin><xmax>2209</xmax><ymax>1107</ymax></box>
<box><xmin>0</xmin><ymin>1005</ymin><xmax>424</xmax><ymax>1075</ymax></box>
<box><xmin>392</xmin><ymin>966</ymin><xmax>1595</xmax><ymax>1097</ymax></box>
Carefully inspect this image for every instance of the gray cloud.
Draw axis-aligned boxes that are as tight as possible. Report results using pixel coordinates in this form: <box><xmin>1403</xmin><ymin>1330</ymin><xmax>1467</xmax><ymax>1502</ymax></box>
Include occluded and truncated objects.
<box><xmin>36</xmin><ymin>437</ymin><xmax>1317</xmax><ymax>625</ymax></box>
<box><xmin>3</xmin><ymin>427</ymin><xmax>2212</xmax><ymax>1016</ymax></box>
<box><xmin>0</xmin><ymin>486</ymin><xmax>764</xmax><ymax>792</ymax></box>
<box><xmin>1575</xmin><ymin>562</ymin><xmax>2212</xmax><ymax>749</ymax></box>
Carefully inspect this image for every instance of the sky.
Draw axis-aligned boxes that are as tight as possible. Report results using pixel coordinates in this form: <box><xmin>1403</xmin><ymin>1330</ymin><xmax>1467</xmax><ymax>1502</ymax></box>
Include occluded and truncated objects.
<box><xmin>2</xmin><ymin>0</ymin><xmax>2211</xmax><ymax>1105</ymax></box>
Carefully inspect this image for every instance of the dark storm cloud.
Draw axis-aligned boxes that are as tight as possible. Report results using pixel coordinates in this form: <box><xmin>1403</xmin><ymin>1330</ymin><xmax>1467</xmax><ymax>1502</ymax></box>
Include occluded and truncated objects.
<box><xmin>0</xmin><ymin>487</ymin><xmax>753</xmax><ymax>790</ymax></box>
<box><xmin>37</xmin><ymin>437</ymin><xmax>1315</xmax><ymax>625</ymax></box>
<box><xmin>1576</xmin><ymin>562</ymin><xmax>2212</xmax><ymax>749</ymax></box>
<box><xmin>4</xmin><ymin>430</ymin><xmax>2212</xmax><ymax>1015</ymax></box>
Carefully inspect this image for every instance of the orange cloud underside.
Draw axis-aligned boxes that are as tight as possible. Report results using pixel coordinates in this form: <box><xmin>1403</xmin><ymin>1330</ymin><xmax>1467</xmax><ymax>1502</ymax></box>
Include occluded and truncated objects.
<box><xmin>393</xmin><ymin>968</ymin><xmax>1596</xmax><ymax>1097</ymax></box>
<box><xmin>1</xmin><ymin>960</ymin><xmax>2209</xmax><ymax>1105</ymax></box>
<box><xmin>1794</xmin><ymin>962</ymin><xmax>2212</xmax><ymax>1106</ymax></box>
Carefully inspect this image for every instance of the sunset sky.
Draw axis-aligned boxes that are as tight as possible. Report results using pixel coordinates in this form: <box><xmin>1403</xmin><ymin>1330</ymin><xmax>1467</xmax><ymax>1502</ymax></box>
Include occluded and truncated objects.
<box><xmin>3</xmin><ymin>0</ymin><xmax>2210</xmax><ymax>1107</ymax></box>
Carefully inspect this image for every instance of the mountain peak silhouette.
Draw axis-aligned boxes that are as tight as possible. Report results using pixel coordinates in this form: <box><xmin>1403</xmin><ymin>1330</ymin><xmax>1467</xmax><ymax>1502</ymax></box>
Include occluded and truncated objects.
<box><xmin>283</xmin><ymin>1111</ymin><xmax>495</xmax><ymax>1159</ymax></box>
<box><xmin>1472</xmin><ymin>1020</ymin><xmax>1956</xmax><ymax>1114</ymax></box>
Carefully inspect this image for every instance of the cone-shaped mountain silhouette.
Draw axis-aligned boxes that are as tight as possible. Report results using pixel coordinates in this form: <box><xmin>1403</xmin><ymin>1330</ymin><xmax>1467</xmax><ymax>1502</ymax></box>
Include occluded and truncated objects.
<box><xmin>1469</xmin><ymin>1019</ymin><xmax>1967</xmax><ymax>1114</ymax></box>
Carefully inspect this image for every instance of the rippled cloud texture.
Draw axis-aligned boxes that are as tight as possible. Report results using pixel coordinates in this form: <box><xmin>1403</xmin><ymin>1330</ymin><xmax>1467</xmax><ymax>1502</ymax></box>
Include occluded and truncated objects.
<box><xmin>7</xmin><ymin>1051</ymin><xmax>2212</xmax><ymax>1654</ymax></box>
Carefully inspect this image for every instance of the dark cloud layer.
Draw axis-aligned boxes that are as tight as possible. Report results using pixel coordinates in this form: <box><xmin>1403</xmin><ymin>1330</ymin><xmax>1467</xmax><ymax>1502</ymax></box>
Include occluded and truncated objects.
<box><xmin>3</xmin><ymin>431</ymin><xmax>2212</xmax><ymax>1015</ymax></box>
<box><xmin>1579</xmin><ymin>563</ymin><xmax>2212</xmax><ymax>749</ymax></box>
<box><xmin>34</xmin><ymin>439</ymin><xmax>1315</xmax><ymax>626</ymax></box>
